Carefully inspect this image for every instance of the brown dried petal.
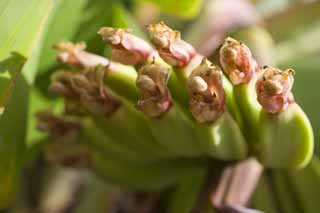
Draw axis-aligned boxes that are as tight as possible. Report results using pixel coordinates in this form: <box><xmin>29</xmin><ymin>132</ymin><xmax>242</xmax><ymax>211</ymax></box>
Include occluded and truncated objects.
<box><xmin>70</xmin><ymin>69</ymin><xmax>121</xmax><ymax>116</ymax></box>
<box><xmin>36</xmin><ymin>111</ymin><xmax>81</xmax><ymax>139</ymax></box>
<box><xmin>220</xmin><ymin>37</ymin><xmax>258</xmax><ymax>85</ymax></box>
<box><xmin>136</xmin><ymin>63</ymin><xmax>172</xmax><ymax>117</ymax></box>
<box><xmin>256</xmin><ymin>67</ymin><xmax>295</xmax><ymax>114</ymax></box>
<box><xmin>187</xmin><ymin>58</ymin><xmax>225</xmax><ymax>123</ymax></box>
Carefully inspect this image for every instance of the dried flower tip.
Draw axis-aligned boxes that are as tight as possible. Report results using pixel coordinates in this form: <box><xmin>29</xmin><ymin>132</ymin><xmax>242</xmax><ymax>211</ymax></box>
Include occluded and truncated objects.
<box><xmin>189</xmin><ymin>76</ymin><xmax>208</xmax><ymax>92</ymax></box>
<box><xmin>187</xmin><ymin>58</ymin><xmax>225</xmax><ymax>123</ymax></box>
<box><xmin>50</xmin><ymin>71</ymin><xmax>89</xmax><ymax>115</ymax></box>
<box><xmin>98</xmin><ymin>27</ymin><xmax>153</xmax><ymax>65</ymax></box>
<box><xmin>219</xmin><ymin>37</ymin><xmax>258</xmax><ymax>85</ymax></box>
<box><xmin>136</xmin><ymin>63</ymin><xmax>172</xmax><ymax>117</ymax></box>
<box><xmin>256</xmin><ymin>67</ymin><xmax>295</xmax><ymax>114</ymax></box>
<box><xmin>36</xmin><ymin>111</ymin><xmax>81</xmax><ymax>139</ymax></box>
<box><xmin>54</xmin><ymin>41</ymin><xmax>110</xmax><ymax>68</ymax></box>
<box><xmin>146</xmin><ymin>22</ymin><xmax>196</xmax><ymax>67</ymax></box>
<box><xmin>70</xmin><ymin>68</ymin><xmax>121</xmax><ymax>116</ymax></box>
<box><xmin>50</xmin><ymin>71</ymin><xmax>77</xmax><ymax>98</ymax></box>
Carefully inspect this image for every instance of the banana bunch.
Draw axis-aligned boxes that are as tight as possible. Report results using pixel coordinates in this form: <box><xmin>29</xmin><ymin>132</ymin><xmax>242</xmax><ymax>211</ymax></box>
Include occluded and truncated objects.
<box><xmin>37</xmin><ymin>22</ymin><xmax>313</xmax><ymax>194</ymax></box>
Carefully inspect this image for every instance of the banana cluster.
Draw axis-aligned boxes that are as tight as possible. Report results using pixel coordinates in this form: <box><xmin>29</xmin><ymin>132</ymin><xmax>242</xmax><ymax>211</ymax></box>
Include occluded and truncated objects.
<box><xmin>37</xmin><ymin>22</ymin><xmax>314</xmax><ymax>192</ymax></box>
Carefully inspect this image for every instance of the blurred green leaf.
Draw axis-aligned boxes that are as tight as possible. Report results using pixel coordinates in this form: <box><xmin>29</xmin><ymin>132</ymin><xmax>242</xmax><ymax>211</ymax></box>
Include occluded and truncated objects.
<box><xmin>0</xmin><ymin>76</ymin><xmax>29</xmax><ymax>209</ymax></box>
<box><xmin>0</xmin><ymin>53</ymin><xmax>26</xmax><ymax>111</ymax></box>
<box><xmin>0</xmin><ymin>0</ymin><xmax>54</xmax><ymax>208</ymax></box>
<box><xmin>275</xmin><ymin>26</ymin><xmax>320</xmax><ymax>66</ymax></box>
<box><xmin>36</xmin><ymin>0</ymin><xmax>114</xmax><ymax>97</ymax></box>
<box><xmin>38</xmin><ymin>0</ymin><xmax>88</xmax><ymax>73</ymax></box>
<box><xmin>26</xmin><ymin>88</ymin><xmax>63</xmax><ymax>146</ymax></box>
<box><xmin>74</xmin><ymin>0</ymin><xmax>114</xmax><ymax>53</ymax></box>
<box><xmin>111</xmin><ymin>2</ymin><xmax>147</xmax><ymax>39</ymax></box>
<box><xmin>136</xmin><ymin>0</ymin><xmax>203</xmax><ymax>19</ymax></box>
<box><xmin>0</xmin><ymin>0</ymin><xmax>53</xmax><ymax>109</ymax></box>
<box><xmin>265</xmin><ymin>1</ymin><xmax>320</xmax><ymax>41</ymax></box>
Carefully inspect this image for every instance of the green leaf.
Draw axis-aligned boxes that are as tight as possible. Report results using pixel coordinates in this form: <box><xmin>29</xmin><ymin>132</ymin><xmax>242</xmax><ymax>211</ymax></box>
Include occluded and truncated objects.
<box><xmin>73</xmin><ymin>0</ymin><xmax>114</xmax><ymax>54</ymax></box>
<box><xmin>0</xmin><ymin>0</ymin><xmax>53</xmax><ymax>108</ymax></box>
<box><xmin>111</xmin><ymin>3</ymin><xmax>147</xmax><ymax>39</ymax></box>
<box><xmin>38</xmin><ymin>0</ymin><xmax>88</xmax><ymax>73</ymax></box>
<box><xmin>0</xmin><ymin>53</ymin><xmax>26</xmax><ymax>111</ymax></box>
<box><xmin>26</xmin><ymin>88</ymin><xmax>63</xmax><ymax>146</ymax></box>
<box><xmin>136</xmin><ymin>0</ymin><xmax>204</xmax><ymax>19</ymax></box>
<box><xmin>0</xmin><ymin>0</ymin><xmax>55</xmax><ymax>208</ymax></box>
<box><xmin>0</xmin><ymin>76</ymin><xmax>29</xmax><ymax>209</ymax></box>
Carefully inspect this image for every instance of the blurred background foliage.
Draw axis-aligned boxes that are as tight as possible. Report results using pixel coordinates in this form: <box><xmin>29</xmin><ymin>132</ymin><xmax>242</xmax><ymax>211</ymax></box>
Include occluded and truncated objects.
<box><xmin>0</xmin><ymin>0</ymin><xmax>320</xmax><ymax>211</ymax></box>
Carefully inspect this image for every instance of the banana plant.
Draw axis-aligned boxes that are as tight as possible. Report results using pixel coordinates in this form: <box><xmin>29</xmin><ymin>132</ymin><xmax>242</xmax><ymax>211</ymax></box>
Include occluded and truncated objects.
<box><xmin>0</xmin><ymin>0</ymin><xmax>319</xmax><ymax>212</ymax></box>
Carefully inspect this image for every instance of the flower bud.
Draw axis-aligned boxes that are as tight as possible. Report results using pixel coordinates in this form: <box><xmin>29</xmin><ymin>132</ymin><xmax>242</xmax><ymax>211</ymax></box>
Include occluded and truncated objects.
<box><xmin>98</xmin><ymin>27</ymin><xmax>154</xmax><ymax>65</ymax></box>
<box><xmin>50</xmin><ymin>69</ymin><xmax>121</xmax><ymax>116</ymax></box>
<box><xmin>147</xmin><ymin>22</ymin><xmax>196</xmax><ymax>67</ymax></box>
<box><xmin>220</xmin><ymin>37</ymin><xmax>258</xmax><ymax>85</ymax></box>
<box><xmin>136</xmin><ymin>63</ymin><xmax>172</xmax><ymax>117</ymax></box>
<box><xmin>187</xmin><ymin>58</ymin><xmax>225</xmax><ymax>123</ymax></box>
<box><xmin>256</xmin><ymin>67</ymin><xmax>295</xmax><ymax>114</ymax></box>
<box><xmin>70</xmin><ymin>69</ymin><xmax>121</xmax><ymax>116</ymax></box>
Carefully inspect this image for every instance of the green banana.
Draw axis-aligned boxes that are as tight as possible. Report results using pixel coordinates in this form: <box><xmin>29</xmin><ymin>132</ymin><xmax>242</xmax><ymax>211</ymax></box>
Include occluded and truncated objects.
<box><xmin>272</xmin><ymin>171</ymin><xmax>302</xmax><ymax>213</ymax></box>
<box><xmin>82</xmin><ymin>117</ymin><xmax>170</xmax><ymax>164</ymax></box>
<box><xmin>167</xmin><ymin>166</ymin><xmax>207</xmax><ymax>213</ymax></box>
<box><xmin>259</xmin><ymin>103</ymin><xmax>314</xmax><ymax>169</ymax></box>
<box><xmin>194</xmin><ymin>112</ymin><xmax>247</xmax><ymax>160</ymax></box>
<box><xmin>250</xmin><ymin>175</ymin><xmax>278</xmax><ymax>213</ymax></box>
<box><xmin>91</xmin><ymin>101</ymin><xmax>177</xmax><ymax>160</ymax></box>
<box><xmin>89</xmin><ymin>145</ymin><xmax>207</xmax><ymax>191</ymax></box>
<box><xmin>287</xmin><ymin>157</ymin><xmax>320</xmax><ymax>212</ymax></box>
<box><xmin>233</xmin><ymin>76</ymin><xmax>262</xmax><ymax>148</ymax></box>
<box><xmin>146</xmin><ymin>106</ymin><xmax>203</xmax><ymax>157</ymax></box>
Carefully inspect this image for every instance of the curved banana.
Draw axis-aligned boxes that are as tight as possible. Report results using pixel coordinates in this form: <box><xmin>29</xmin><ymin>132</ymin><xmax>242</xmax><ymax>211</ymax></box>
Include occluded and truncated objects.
<box><xmin>259</xmin><ymin>103</ymin><xmax>313</xmax><ymax>169</ymax></box>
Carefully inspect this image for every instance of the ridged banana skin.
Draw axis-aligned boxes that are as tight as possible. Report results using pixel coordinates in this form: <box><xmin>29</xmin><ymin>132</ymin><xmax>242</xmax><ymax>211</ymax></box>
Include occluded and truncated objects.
<box><xmin>92</xmin><ymin>102</ymin><xmax>177</xmax><ymax>160</ymax></box>
<box><xmin>272</xmin><ymin>171</ymin><xmax>301</xmax><ymax>213</ymax></box>
<box><xmin>81</xmin><ymin>117</ymin><xmax>166</xmax><ymax>164</ymax></box>
<box><xmin>194</xmin><ymin>112</ymin><xmax>248</xmax><ymax>160</ymax></box>
<box><xmin>259</xmin><ymin>103</ymin><xmax>314</xmax><ymax>169</ymax></box>
<box><xmin>89</xmin><ymin>145</ymin><xmax>207</xmax><ymax>191</ymax></box>
<box><xmin>288</xmin><ymin>157</ymin><xmax>320</xmax><ymax>213</ymax></box>
<box><xmin>147</xmin><ymin>106</ymin><xmax>204</xmax><ymax>157</ymax></box>
<box><xmin>251</xmin><ymin>175</ymin><xmax>278</xmax><ymax>213</ymax></box>
<box><xmin>167</xmin><ymin>167</ymin><xmax>207</xmax><ymax>213</ymax></box>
